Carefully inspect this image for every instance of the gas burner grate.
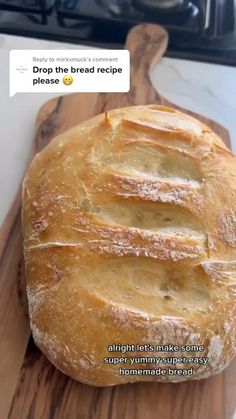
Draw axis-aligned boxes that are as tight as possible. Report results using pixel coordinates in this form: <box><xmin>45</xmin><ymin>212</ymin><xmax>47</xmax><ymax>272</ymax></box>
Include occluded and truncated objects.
<box><xmin>57</xmin><ymin>0</ymin><xmax>200</xmax><ymax>29</ymax></box>
<box><xmin>0</xmin><ymin>0</ymin><xmax>235</xmax><ymax>65</ymax></box>
<box><xmin>0</xmin><ymin>0</ymin><xmax>55</xmax><ymax>13</ymax></box>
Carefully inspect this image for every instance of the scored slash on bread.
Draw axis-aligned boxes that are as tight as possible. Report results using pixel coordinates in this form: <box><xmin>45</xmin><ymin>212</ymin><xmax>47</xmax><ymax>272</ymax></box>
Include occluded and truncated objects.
<box><xmin>22</xmin><ymin>105</ymin><xmax>236</xmax><ymax>385</ymax></box>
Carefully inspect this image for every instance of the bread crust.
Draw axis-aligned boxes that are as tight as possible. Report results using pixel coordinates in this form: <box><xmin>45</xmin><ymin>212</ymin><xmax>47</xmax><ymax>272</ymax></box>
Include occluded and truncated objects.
<box><xmin>22</xmin><ymin>105</ymin><xmax>236</xmax><ymax>385</ymax></box>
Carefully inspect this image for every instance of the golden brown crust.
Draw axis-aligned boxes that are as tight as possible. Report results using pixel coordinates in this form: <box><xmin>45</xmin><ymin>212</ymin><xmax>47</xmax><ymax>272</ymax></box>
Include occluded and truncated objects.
<box><xmin>22</xmin><ymin>105</ymin><xmax>236</xmax><ymax>385</ymax></box>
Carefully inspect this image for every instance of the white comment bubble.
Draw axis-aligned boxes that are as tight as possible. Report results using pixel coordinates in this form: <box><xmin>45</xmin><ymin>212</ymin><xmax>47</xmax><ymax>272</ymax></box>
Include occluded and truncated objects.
<box><xmin>9</xmin><ymin>49</ymin><xmax>130</xmax><ymax>97</ymax></box>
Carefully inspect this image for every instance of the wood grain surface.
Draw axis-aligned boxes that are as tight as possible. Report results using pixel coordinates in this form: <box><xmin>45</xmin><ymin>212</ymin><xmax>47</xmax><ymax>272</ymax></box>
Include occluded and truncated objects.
<box><xmin>0</xmin><ymin>24</ymin><xmax>235</xmax><ymax>419</ymax></box>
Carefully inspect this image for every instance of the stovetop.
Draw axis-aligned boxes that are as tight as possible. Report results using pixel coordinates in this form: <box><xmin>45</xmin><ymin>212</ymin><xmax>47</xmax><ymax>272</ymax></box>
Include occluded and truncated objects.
<box><xmin>0</xmin><ymin>0</ymin><xmax>235</xmax><ymax>65</ymax></box>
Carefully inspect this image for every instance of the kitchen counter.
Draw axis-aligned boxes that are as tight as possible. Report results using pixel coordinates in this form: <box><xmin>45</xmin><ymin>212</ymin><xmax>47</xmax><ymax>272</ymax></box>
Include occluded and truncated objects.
<box><xmin>0</xmin><ymin>33</ymin><xmax>236</xmax><ymax>226</ymax></box>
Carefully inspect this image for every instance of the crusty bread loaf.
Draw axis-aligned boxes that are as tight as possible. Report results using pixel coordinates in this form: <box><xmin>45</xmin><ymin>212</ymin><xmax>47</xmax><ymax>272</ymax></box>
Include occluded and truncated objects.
<box><xmin>22</xmin><ymin>105</ymin><xmax>236</xmax><ymax>385</ymax></box>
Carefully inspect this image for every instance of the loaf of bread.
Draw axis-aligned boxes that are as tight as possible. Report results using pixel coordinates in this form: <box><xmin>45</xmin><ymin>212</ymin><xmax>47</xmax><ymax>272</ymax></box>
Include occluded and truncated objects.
<box><xmin>22</xmin><ymin>105</ymin><xmax>236</xmax><ymax>385</ymax></box>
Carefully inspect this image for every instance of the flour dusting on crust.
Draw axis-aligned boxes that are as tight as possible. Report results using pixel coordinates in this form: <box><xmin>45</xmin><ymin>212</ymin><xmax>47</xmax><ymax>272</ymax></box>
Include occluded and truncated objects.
<box><xmin>22</xmin><ymin>105</ymin><xmax>236</xmax><ymax>385</ymax></box>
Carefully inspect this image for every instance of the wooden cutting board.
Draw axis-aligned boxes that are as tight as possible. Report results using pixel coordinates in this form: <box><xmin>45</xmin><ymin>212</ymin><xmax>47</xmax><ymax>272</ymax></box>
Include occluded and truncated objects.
<box><xmin>0</xmin><ymin>24</ymin><xmax>235</xmax><ymax>419</ymax></box>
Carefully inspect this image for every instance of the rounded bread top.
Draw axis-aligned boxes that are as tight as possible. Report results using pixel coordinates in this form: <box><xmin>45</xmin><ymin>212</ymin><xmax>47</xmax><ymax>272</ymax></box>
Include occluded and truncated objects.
<box><xmin>22</xmin><ymin>105</ymin><xmax>236</xmax><ymax>384</ymax></box>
